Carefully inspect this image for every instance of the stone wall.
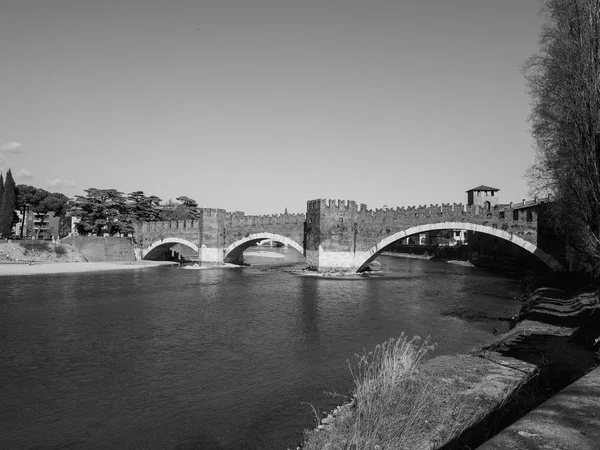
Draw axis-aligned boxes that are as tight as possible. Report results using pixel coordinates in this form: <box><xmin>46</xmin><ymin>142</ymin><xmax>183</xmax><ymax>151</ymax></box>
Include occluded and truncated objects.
<box><xmin>133</xmin><ymin>195</ymin><xmax>562</xmax><ymax>272</ymax></box>
<box><xmin>60</xmin><ymin>236</ymin><xmax>136</xmax><ymax>262</ymax></box>
<box><xmin>307</xmin><ymin>198</ymin><xmax>544</xmax><ymax>251</ymax></box>
<box><xmin>134</xmin><ymin>210</ymin><xmax>306</xmax><ymax>262</ymax></box>
<box><xmin>306</xmin><ymin>198</ymin><xmax>560</xmax><ymax>271</ymax></box>
<box><xmin>224</xmin><ymin>211</ymin><xmax>305</xmax><ymax>249</ymax></box>
<box><xmin>135</xmin><ymin>219</ymin><xmax>201</xmax><ymax>250</ymax></box>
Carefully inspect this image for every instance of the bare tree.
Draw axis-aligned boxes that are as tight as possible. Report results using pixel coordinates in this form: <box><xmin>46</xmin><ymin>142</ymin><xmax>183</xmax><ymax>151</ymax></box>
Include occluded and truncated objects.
<box><xmin>524</xmin><ymin>0</ymin><xmax>600</xmax><ymax>276</ymax></box>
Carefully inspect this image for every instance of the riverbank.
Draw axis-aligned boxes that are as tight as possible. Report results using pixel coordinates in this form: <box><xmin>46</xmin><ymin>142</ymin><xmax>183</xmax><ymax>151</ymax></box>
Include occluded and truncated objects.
<box><xmin>381</xmin><ymin>251</ymin><xmax>432</xmax><ymax>260</ymax></box>
<box><xmin>244</xmin><ymin>250</ymin><xmax>286</xmax><ymax>258</ymax></box>
<box><xmin>381</xmin><ymin>251</ymin><xmax>475</xmax><ymax>267</ymax></box>
<box><xmin>301</xmin><ymin>287</ymin><xmax>600</xmax><ymax>449</ymax></box>
<box><xmin>0</xmin><ymin>260</ymin><xmax>177</xmax><ymax>276</ymax></box>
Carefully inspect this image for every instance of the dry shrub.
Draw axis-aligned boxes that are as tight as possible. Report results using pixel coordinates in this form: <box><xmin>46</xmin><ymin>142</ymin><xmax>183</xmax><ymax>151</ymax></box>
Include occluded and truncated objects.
<box><xmin>54</xmin><ymin>244</ymin><xmax>67</xmax><ymax>256</ymax></box>
<box><xmin>18</xmin><ymin>241</ymin><xmax>50</xmax><ymax>255</ymax></box>
<box><xmin>302</xmin><ymin>334</ymin><xmax>478</xmax><ymax>450</ymax></box>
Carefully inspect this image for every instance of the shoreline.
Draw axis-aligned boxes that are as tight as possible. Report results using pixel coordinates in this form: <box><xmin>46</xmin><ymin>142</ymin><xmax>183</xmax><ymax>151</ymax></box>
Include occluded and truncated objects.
<box><xmin>0</xmin><ymin>260</ymin><xmax>178</xmax><ymax>276</ymax></box>
<box><xmin>380</xmin><ymin>251</ymin><xmax>432</xmax><ymax>260</ymax></box>
<box><xmin>300</xmin><ymin>287</ymin><xmax>600</xmax><ymax>449</ymax></box>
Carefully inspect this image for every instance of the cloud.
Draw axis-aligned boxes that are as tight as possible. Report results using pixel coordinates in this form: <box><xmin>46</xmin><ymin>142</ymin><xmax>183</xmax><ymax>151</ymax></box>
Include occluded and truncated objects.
<box><xmin>46</xmin><ymin>178</ymin><xmax>77</xmax><ymax>189</ymax></box>
<box><xmin>15</xmin><ymin>168</ymin><xmax>33</xmax><ymax>180</ymax></box>
<box><xmin>0</xmin><ymin>141</ymin><xmax>23</xmax><ymax>153</ymax></box>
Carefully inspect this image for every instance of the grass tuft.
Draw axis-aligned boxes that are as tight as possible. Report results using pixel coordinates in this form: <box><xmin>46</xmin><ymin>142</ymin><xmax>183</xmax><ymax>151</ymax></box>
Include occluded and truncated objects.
<box><xmin>302</xmin><ymin>334</ymin><xmax>483</xmax><ymax>450</ymax></box>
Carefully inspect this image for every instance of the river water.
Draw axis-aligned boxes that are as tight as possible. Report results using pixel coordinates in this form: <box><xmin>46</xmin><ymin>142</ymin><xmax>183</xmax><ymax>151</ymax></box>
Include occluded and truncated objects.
<box><xmin>0</xmin><ymin>250</ymin><xmax>524</xmax><ymax>449</ymax></box>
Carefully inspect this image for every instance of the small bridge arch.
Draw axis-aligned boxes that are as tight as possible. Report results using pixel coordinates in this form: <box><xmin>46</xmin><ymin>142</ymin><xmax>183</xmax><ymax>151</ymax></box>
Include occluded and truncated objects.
<box><xmin>142</xmin><ymin>237</ymin><xmax>199</xmax><ymax>259</ymax></box>
<box><xmin>224</xmin><ymin>232</ymin><xmax>304</xmax><ymax>264</ymax></box>
<box><xmin>356</xmin><ymin>222</ymin><xmax>564</xmax><ymax>272</ymax></box>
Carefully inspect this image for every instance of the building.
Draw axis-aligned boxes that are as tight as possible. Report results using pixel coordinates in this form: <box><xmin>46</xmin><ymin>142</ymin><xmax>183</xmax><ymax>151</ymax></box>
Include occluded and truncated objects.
<box><xmin>466</xmin><ymin>185</ymin><xmax>500</xmax><ymax>211</ymax></box>
<box><xmin>13</xmin><ymin>210</ymin><xmax>61</xmax><ymax>240</ymax></box>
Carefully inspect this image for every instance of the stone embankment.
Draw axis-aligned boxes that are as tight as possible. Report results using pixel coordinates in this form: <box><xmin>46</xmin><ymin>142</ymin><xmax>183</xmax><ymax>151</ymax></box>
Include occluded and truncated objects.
<box><xmin>301</xmin><ymin>287</ymin><xmax>600</xmax><ymax>449</ymax></box>
<box><xmin>0</xmin><ymin>240</ymin><xmax>86</xmax><ymax>263</ymax></box>
<box><xmin>0</xmin><ymin>239</ymin><xmax>174</xmax><ymax>276</ymax></box>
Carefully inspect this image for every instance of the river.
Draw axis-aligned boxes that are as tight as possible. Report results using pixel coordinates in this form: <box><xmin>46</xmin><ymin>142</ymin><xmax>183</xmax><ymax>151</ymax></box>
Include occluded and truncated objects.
<box><xmin>0</xmin><ymin>249</ymin><xmax>524</xmax><ymax>449</ymax></box>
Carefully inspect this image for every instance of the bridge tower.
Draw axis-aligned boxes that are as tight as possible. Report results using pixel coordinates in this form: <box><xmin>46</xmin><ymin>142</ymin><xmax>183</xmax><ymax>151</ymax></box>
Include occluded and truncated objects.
<box><xmin>466</xmin><ymin>185</ymin><xmax>499</xmax><ymax>211</ymax></box>
<box><xmin>197</xmin><ymin>208</ymin><xmax>226</xmax><ymax>263</ymax></box>
<box><xmin>305</xmin><ymin>199</ymin><xmax>370</xmax><ymax>271</ymax></box>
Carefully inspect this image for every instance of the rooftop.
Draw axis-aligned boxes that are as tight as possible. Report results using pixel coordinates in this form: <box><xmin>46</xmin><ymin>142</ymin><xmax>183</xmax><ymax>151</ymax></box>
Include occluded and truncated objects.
<box><xmin>466</xmin><ymin>185</ymin><xmax>500</xmax><ymax>192</ymax></box>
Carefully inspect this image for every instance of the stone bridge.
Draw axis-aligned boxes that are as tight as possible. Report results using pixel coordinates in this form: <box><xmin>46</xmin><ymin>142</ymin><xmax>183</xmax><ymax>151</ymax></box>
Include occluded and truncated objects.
<box><xmin>305</xmin><ymin>197</ymin><xmax>562</xmax><ymax>271</ymax></box>
<box><xmin>134</xmin><ymin>209</ymin><xmax>305</xmax><ymax>265</ymax></box>
<box><xmin>134</xmin><ymin>196</ymin><xmax>564</xmax><ymax>272</ymax></box>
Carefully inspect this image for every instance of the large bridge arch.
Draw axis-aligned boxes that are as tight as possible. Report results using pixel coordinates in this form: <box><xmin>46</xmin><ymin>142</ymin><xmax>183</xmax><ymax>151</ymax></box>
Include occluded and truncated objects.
<box><xmin>356</xmin><ymin>222</ymin><xmax>564</xmax><ymax>272</ymax></box>
<box><xmin>224</xmin><ymin>232</ymin><xmax>304</xmax><ymax>264</ymax></box>
<box><xmin>142</xmin><ymin>237</ymin><xmax>199</xmax><ymax>259</ymax></box>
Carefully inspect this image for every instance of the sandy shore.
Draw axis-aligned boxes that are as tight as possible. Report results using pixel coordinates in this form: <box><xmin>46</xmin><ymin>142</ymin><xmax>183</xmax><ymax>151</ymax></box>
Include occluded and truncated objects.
<box><xmin>0</xmin><ymin>261</ymin><xmax>177</xmax><ymax>276</ymax></box>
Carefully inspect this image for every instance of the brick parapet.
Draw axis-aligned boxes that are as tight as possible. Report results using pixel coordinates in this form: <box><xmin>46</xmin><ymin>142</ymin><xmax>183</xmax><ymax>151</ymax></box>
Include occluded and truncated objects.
<box><xmin>307</xmin><ymin>198</ymin><xmax>542</xmax><ymax>254</ymax></box>
<box><xmin>136</xmin><ymin>208</ymin><xmax>306</xmax><ymax>254</ymax></box>
<box><xmin>135</xmin><ymin>196</ymin><xmax>557</xmax><ymax>270</ymax></box>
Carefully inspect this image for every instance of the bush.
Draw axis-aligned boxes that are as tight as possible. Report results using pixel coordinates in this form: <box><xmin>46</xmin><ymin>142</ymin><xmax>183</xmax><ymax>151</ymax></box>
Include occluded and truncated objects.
<box><xmin>18</xmin><ymin>241</ymin><xmax>51</xmax><ymax>254</ymax></box>
<box><xmin>54</xmin><ymin>244</ymin><xmax>67</xmax><ymax>256</ymax></box>
<box><xmin>303</xmin><ymin>334</ymin><xmax>436</xmax><ymax>449</ymax></box>
<box><xmin>302</xmin><ymin>334</ymin><xmax>486</xmax><ymax>449</ymax></box>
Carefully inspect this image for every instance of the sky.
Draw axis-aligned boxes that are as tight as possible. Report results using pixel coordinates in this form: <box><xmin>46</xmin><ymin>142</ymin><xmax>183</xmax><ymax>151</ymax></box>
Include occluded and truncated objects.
<box><xmin>0</xmin><ymin>0</ymin><xmax>547</xmax><ymax>214</ymax></box>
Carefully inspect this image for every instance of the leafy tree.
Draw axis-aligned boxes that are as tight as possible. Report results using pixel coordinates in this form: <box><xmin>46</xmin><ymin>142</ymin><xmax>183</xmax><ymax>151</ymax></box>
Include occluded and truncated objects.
<box><xmin>176</xmin><ymin>196</ymin><xmax>198</xmax><ymax>208</ymax></box>
<box><xmin>525</xmin><ymin>0</ymin><xmax>600</xmax><ymax>277</ymax></box>
<box><xmin>126</xmin><ymin>191</ymin><xmax>162</xmax><ymax>222</ymax></box>
<box><xmin>17</xmin><ymin>185</ymin><xmax>52</xmax><ymax>238</ymax></box>
<box><xmin>35</xmin><ymin>192</ymin><xmax>69</xmax><ymax>238</ymax></box>
<box><xmin>38</xmin><ymin>192</ymin><xmax>69</xmax><ymax>217</ymax></box>
<box><xmin>16</xmin><ymin>185</ymin><xmax>69</xmax><ymax>238</ymax></box>
<box><xmin>0</xmin><ymin>170</ymin><xmax>18</xmax><ymax>237</ymax></box>
<box><xmin>158</xmin><ymin>196</ymin><xmax>200</xmax><ymax>221</ymax></box>
<box><xmin>68</xmin><ymin>188</ymin><xmax>129</xmax><ymax>236</ymax></box>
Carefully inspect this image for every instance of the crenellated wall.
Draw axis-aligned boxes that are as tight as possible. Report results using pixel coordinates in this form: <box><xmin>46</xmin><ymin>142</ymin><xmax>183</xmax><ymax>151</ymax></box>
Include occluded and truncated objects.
<box><xmin>135</xmin><ymin>195</ymin><xmax>562</xmax><ymax>272</ymax></box>
<box><xmin>135</xmin><ymin>209</ymin><xmax>306</xmax><ymax>262</ymax></box>
<box><xmin>305</xmin><ymin>197</ymin><xmax>560</xmax><ymax>271</ymax></box>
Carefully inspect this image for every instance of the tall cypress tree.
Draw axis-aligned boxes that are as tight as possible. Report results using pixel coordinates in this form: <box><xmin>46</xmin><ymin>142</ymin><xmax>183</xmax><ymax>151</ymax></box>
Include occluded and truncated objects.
<box><xmin>0</xmin><ymin>173</ymin><xmax>4</xmax><ymax>233</ymax></box>
<box><xmin>0</xmin><ymin>169</ymin><xmax>17</xmax><ymax>237</ymax></box>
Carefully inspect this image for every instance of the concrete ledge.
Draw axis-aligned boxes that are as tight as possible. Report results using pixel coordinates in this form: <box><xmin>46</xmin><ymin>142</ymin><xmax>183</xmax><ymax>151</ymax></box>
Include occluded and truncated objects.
<box><xmin>477</xmin><ymin>366</ymin><xmax>600</xmax><ymax>450</ymax></box>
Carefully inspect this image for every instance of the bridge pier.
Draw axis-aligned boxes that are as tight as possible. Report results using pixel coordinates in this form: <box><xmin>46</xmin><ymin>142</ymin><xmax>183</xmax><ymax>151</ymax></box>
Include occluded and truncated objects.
<box><xmin>306</xmin><ymin>248</ymin><xmax>372</xmax><ymax>272</ymax></box>
<box><xmin>198</xmin><ymin>246</ymin><xmax>224</xmax><ymax>264</ymax></box>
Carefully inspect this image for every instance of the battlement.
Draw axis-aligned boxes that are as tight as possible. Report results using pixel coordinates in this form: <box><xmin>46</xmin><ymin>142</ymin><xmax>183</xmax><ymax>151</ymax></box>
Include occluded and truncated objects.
<box><xmin>142</xmin><ymin>219</ymin><xmax>200</xmax><ymax>232</ymax></box>
<box><xmin>140</xmin><ymin>195</ymin><xmax>547</xmax><ymax>238</ymax></box>
<box><xmin>307</xmin><ymin>199</ymin><xmax>474</xmax><ymax>219</ymax></box>
<box><xmin>506</xmin><ymin>195</ymin><xmax>552</xmax><ymax>210</ymax></box>
<box><xmin>225</xmin><ymin>212</ymin><xmax>306</xmax><ymax>226</ymax></box>
<box><xmin>198</xmin><ymin>208</ymin><xmax>226</xmax><ymax>217</ymax></box>
<box><xmin>307</xmin><ymin>196</ymin><xmax>548</xmax><ymax>223</ymax></box>
<box><xmin>307</xmin><ymin>199</ymin><xmax>369</xmax><ymax>212</ymax></box>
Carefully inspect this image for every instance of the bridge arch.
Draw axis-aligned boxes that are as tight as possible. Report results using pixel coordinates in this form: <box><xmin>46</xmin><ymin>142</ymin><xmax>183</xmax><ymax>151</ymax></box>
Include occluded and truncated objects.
<box><xmin>142</xmin><ymin>237</ymin><xmax>199</xmax><ymax>259</ymax></box>
<box><xmin>224</xmin><ymin>233</ymin><xmax>304</xmax><ymax>264</ymax></box>
<box><xmin>356</xmin><ymin>221</ymin><xmax>564</xmax><ymax>272</ymax></box>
